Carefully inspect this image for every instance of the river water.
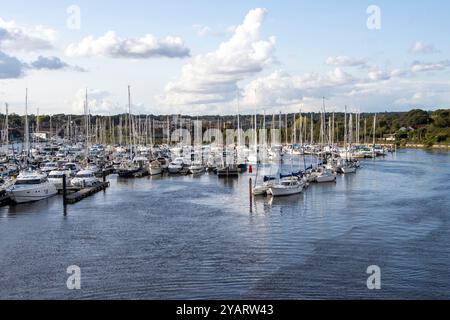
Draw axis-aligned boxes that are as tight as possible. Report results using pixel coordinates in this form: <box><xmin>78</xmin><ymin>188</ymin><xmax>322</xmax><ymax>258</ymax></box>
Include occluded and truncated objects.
<box><xmin>1</xmin><ymin>149</ymin><xmax>449</xmax><ymax>299</ymax></box>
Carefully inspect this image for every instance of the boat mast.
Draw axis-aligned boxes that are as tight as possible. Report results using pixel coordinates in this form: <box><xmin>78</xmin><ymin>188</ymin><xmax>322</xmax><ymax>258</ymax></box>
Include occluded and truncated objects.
<box><xmin>271</xmin><ymin>113</ymin><xmax>275</xmax><ymax>147</ymax></box>
<box><xmin>24</xmin><ymin>88</ymin><xmax>30</xmax><ymax>158</ymax></box>
<box><xmin>299</xmin><ymin>109</ymin><xmax>302</xmax><ymax>146</ymax></box>
<box><xmin>5</xmin><ymin>103</ymin><xmax>9</xmax><ymax>147</ymax></box>
<box><xmin>373</xmin><ymin>114</ymin><xmax>377</xmax><ymax>146</ymax></box>
<box><xmin>285</xmin><ymin>113</ymin><xmax>288</xmax><ymax>145</ymax></box>
<box><xmin>128</xmin><ymin>85</ymin><xmax>133</xmax><ymax>159</ymax></box>
<box><xmin>36</xmin><ymin>107</ymin><xmax>40</xmax><ymax>134</ymax></box>
<box><xmin>254</xmin><ymin>113</ymin><xmax>258</xmax><ymax>152</ymax></box>
<box><xmin>262</xmin><ymin>110</ymin><xmax>266</xmax><ymax>149</ymax></box>
<box><xmin>293</xmin><ymin>113</ymin><xmax>297</xmax><ymax>145</ymax></box>
<box><xmin>331</xmin><ymin>112</ymin><xmax>335</xmax><ymax>146</ymax></box>
<box><xmin>237</xmin><ymin>92</ymin><xmax>241</xmax><ymax>148</ymax></box>
<box><xmin>344</xmin><ymin>105</ymin><xmax>347</xmax><ymax>160</ymax></box>
<box><xmin>85</xmin><ymin>88</ymin><xmax>89</xmax><ymax>159</ymax></box>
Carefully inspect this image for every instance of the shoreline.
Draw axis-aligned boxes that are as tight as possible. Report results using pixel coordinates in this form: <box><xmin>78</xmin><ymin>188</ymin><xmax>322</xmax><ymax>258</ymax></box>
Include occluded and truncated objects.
<box><xmin>400</xmin><ymin>144</ymin><xmax>450</xmax><ymax>150</ymax></box>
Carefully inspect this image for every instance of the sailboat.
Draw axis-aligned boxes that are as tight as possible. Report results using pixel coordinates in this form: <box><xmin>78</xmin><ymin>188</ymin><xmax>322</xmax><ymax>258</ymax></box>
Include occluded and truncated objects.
<box><xmin>117</xmin><ymin>86</ymin><xmax>143</xmax><ymax>178</ymax></box>
<box><xmin>340</xmin><ymin>108</ymin><xmax>357</xmax><ymax>174</ymax></box>
<box><xmin>315</xmin><ymin>167</ymin><xmax>336</xmax><ymax>183</ymax></box>
<box><xmin>270</xmin><ymin>176</ymin><xmax>304</xmax><ymax>197</ymax></box>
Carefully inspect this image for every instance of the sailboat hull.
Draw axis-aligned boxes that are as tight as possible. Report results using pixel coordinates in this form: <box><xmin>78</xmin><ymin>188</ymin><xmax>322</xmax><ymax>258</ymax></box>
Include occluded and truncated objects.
<box><xmin>270</xmin><ymin>185</ymin><xmax>303</xmax><ymax>197</ymax></box>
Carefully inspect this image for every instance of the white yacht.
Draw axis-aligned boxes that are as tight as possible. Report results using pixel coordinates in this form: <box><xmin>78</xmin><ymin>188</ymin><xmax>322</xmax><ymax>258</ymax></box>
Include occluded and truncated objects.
<box><xmin>168</xmin><ymin>158</ymin><xmax>185</xmax><ymax>174</ymax></box>
<box><xmin>270</xmin><ymin>177</ymin><xmax>304</xmax><ymax>197</ymax></box>
<box><xmin>48</xmin><ymin>170</ymin><xmax>71</xmax><ymax>189</ymax></box>
<box><xmin>71</xmin><ymin>170</ymin><xmax>100</xmax><ymax>188</ymax></box>
<box><xmin>63</xmin><ymin>162</ymin><xmax>81</xmax><ymax>176</ymax></box>
<box><xmin>149</xmin><ymin>160</ymin><xmax>162</xmax><ymax>176</ymax></box>
<box><xmin>8</xmin><ymin>171</ymin><xmax>57</xmax><ymax>203</ymax></box>
<box><xmin>188</xmin><ymin>162</ymin><xmax>205</xmax><ymax>175</ymax></box>
<box><xmin>86</xmin><ymin>163</ymin><xmax>101</xmax><ymax>176</ymax></box>
<box><xmin>40</xmin><ymin>162</ymin><xmax>59</xmax><ymax>174</ymax></box>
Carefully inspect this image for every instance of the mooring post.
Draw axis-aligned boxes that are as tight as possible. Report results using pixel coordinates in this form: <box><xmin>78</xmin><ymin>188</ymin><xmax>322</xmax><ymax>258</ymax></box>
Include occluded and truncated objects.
<box><xmin>249</xmin><ymin>177</ymin><xmax>253</xmax><ymax>213</ymax></box>
<box><xmin>102</xmin><ymin>169</ymin><xmax>106</xmax><ymax>183</ymax></box>
<box><xmin>62</xmin><ymin>174</ymin><xmax>67</xmax><ymax>207</ymax></box>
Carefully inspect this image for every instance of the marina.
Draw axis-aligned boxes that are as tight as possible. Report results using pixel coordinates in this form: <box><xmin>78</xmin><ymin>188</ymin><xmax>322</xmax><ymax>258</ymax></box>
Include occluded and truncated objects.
<box><xmin>1</xmin><ymin>1</ymin><xmax>450</xmax><ymax>304</ymax></box>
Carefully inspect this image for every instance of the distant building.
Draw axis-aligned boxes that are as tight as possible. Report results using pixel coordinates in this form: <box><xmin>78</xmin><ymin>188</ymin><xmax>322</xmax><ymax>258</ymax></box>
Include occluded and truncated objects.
<box><xmin>383</xmin><ymin>134</ymin><xmax>396</xmax><ymax>141</ymax></box>
<box><xmin>32</xmin><ymin>132</ymin><xmax>48</xmax><ymax>140</ymax></box>
<box><xmin>399</xmin><ymin>126</ymin><xmax>415</xmax><ymax>132</ymax></box>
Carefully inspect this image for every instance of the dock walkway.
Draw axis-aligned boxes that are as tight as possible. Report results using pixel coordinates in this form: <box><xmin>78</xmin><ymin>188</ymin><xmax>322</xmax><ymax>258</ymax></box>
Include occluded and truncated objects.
<box><xmin>64</xmin><ymin>182</ymin><xmax>110</xmax><ymax>204</ymax></box>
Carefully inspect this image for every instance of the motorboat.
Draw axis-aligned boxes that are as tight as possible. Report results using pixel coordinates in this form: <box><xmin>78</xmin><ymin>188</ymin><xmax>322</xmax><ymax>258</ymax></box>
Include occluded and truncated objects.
<box><xmin>40</xmin><ymin>161</ymin><xmax>59</xmax><ymax>174</ymax></box>
<box><xmin>149</xmin><ymin>160</ymin><xmax>162</xmax><ymax>176</ymax></box>
<box><xmin>117</xmin><ymin>161</ymin><xmax>142</xmax><ymax>178</ymax></box>
<box><xmin>71</xmin><ymin>170</ymin><xmax>100</xmax><ymax>188</ymax></box>
<box><xmin>8</xmin><ymin>171</ymin><xmax>57</xmax><ymax>203</ymax></box>
<box><xmin>188</xmin><ymin>162</ymin><xmax>205</xmax><ymax>175</ymax></box>
<box><xmin>63</xmin><ymin>162</ymin><xmax>81</xmax><ymax>176</ymax></box>
<box><xmin>168</xmin><ymin>158</ymin><xmax>185</xmax><ymax>174</ymax></box>
<box><xmin>48</xmin><ymin>170</ymin><xmax>71</xmax><ymax>189</ymax></box>
<box><xmin>157</xmin><ymin>157</ymin><xmax>170</xmax><ymax>170</ymax></box>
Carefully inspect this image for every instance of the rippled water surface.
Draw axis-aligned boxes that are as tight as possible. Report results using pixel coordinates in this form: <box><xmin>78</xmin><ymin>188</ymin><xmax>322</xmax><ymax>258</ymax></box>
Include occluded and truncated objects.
<box><xmin>1</xmin><ymin>149</ymin><xmax>449</xmax><ymax>299</ymax></box>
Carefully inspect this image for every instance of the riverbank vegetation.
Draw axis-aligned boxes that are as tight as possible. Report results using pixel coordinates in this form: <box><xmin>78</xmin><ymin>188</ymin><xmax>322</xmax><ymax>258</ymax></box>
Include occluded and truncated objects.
<box><xmin>1</xmin><ymin>108</ymin><xmax>449</xmax><ymax>148</ymax></box>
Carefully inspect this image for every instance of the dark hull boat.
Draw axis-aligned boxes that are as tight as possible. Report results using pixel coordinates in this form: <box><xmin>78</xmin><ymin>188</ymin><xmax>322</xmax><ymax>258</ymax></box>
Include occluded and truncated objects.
<box><xmin>216</xmin><ymin>165</ymin><xmax>239</xmax><ymax>178</ymax></box>
<box><xmin>117</xmin><ymin>167</ymin><xmax>145</xmax><ymax>178</ymax></box>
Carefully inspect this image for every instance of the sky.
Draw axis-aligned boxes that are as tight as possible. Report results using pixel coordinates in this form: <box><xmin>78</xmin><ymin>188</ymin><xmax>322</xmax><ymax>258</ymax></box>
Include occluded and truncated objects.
<box><xmin>0</xmin><ymin>0</ymin><xmax>449</xmax><ymax>115</ymax></box>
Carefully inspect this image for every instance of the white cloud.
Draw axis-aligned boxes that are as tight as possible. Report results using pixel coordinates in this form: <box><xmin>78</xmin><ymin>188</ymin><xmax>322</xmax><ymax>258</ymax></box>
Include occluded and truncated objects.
<box><xmin>160</xmin><ymin>8</ymin><xmax>276</xmax><ymax>108</ymax></box>
<box><xmin>0</xmin><ymin>18</ymin><xmax>57</xmax><ymax>51</ymax></box>
<box><xmin>65</xmin><ymin>31</ymin><xmax>190</xmax><ymax>59</ymax></box>
<box><xmin>241</xmin><ymin>68</ymin><xmax>356</xmax><ymax>111</ymax></box>
<box><xmin>192</xmin><ymin>24</ymin><xmax>240</xmax><ymax>38</ymax></box>
<box><xmin>367</xmin><ymin>68</ymin><xmax>391</xmax><ymax>82</ymax></box>
<box><xmin>394</xmin><ymin>83</ymin><xmax>450</xmax><ymax>108</ymax></box>
<box><xmin>70</xmin><ymin>88</ymin><xmax>151</xmax><ymax>115</ymax></box>
<box><xmin>192</xmin><ymin>24</ymin><xmax>212</xmax><ymax>37</ymax></box>
<box><xmin>71</xmin><ymin>89</ymin><xmax>121</xmax><ymax>115</ymax></box>
<box><xmin>410</xmin><ymin>60</ymin><xmax>450</xmax><ymax>73</ymax></box>
<box><xmin>226</xmin><ymin>25</ymin><xmax>237</xmax><ymax>34</ymax></box>
<box><xmin>325</xmin><ymin>56</ymin><xmax>367</xmax><ymax>68</ymax></box>
<box><xmin>409</xmin><ymin>41</ymin><xmax>440</xmax><ymax>54</ymax></box>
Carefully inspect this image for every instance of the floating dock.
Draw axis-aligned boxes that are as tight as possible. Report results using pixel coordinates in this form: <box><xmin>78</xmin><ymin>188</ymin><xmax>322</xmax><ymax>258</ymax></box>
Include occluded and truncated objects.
<box><xmin>64</xmin><ymin>182</ymin><xmax>110</xmax><ymax>204</ymax></box>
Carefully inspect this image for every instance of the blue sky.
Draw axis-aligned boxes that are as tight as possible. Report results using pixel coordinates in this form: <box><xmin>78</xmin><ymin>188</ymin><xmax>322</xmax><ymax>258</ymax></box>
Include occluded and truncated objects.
<box><xmin>1</xmin><ymin>0</ymin><xmax>449</xmax><ymax>115</ymax></box>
